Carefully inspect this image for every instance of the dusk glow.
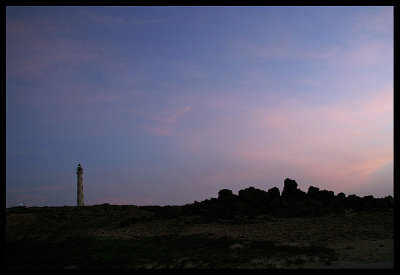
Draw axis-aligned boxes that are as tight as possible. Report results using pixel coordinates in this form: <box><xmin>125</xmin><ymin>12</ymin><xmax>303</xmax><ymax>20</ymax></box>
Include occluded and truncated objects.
<box><xmin>6</xmin><ymin>6</ymin><xmax>393</xmax><ymax>207</ymax></box>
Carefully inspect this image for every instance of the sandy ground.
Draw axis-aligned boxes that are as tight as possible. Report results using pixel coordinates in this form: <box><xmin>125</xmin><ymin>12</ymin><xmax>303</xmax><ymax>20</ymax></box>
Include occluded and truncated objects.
<box><xmin>7</xmin><ymin>208</ymin><xmax>393</xmax><ymax>269</ymax></box>
<box><xmin>92</xmin><ymin>210</ymin><xmax>393</xmax><ymax>268</ymax></box>
<box><xmin>319</xmin><ymin>239</ymin><xmax>394</xmax><ymax>268</ymax></box>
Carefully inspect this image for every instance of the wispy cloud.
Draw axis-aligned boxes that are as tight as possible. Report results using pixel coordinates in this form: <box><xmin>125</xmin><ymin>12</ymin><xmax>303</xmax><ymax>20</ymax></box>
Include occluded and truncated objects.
<box><xmin>229</xmin><ymin>7</ymin><xmax>392</xmax><ymax>76</ymax></box>
<box><xmin>232</xmin><ymin>40</ymin><xmax>339</xmax><ymax>63</ymax></box>
<box><xmin>82</xmin><ymin>10</ymin><xmax>163</xmax><ymax>26</ymax></box>
<box><xmin>7</xmin><ymin>35</ymin><xmax>102</xmax><ymax>80</ymax></box>
<box><xmin>232</xmin><ymin>87</ymin><xmax>393</xmax><ymax>192</ymax></box>
<box><xmin>350</xmin><ymin>7</ymin><xmax>393</xmax><ymax>34</ymax></box>
<box><xmin>165</xmin><ymin>85</ymin><xmax>392</xmax><ymax>195</ymax></box>
<box><xmin>131</xmin><ymin>106</ymin><xmax>192</xmax><ymax>137</ymax></box>
<box><xmin>343</xmin><ymin>39</ymin><xmax>392</xmax><ymax>67</ymax></box>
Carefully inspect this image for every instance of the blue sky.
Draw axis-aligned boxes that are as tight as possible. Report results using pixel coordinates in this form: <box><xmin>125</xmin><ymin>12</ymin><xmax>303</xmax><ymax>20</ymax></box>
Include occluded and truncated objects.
<box><xmin>6</xmin><ymin>6</ymin><xmax>393</xmax><ymax>207</ymax></box>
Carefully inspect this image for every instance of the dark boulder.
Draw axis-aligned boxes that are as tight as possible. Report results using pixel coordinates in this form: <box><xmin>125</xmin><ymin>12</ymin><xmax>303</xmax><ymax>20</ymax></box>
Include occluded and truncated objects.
<box><xmin>336</xmin><ymin>192</ymin><xmax>346</xmax><ymax>200</ymax></box>
<box><xmin>282</xmin><ymin>178</ymin><xmax>307</xmax><ymax>202</ymax></box>
<box><xmin>307</xmin><ymin>186</ymin><xmax>320</xmax><ymax>197</ymax></box>
<box><xmin>238</xmin><ymin>187</ymin><xmax>268</xmax><ymax>202</ymax></box>
<box><xmin>282</xmin><ymin>178</ymin><xmax>298</xmax><ymax>197</ymax></box>
<box><xmin>319</xmin><ymin>190</ymin><xmax>335</xmax><ymax>204</ymax></box>
<box><xmin>218</xmin><ymin>189</ymin><xmax>234</xmax><ymax>200</ymax></box>
<box><xmin>267</xmin><ymin>187</ymin><xmax>280</xmax><ymax>199</ymax></box>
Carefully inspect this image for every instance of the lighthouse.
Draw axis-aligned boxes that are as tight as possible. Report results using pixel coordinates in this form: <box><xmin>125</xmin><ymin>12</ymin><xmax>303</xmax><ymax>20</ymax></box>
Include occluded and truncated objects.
<box><xmin>77</xmin><ymin>163</ymin><xmax>84</xmax><ymax>206</ymax></box>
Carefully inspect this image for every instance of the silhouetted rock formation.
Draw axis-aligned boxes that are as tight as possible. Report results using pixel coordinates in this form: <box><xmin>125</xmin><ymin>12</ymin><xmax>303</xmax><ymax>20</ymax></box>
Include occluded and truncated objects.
<box><xmin>282</xmin><ymin>178</ymin><xmax>297</xmax><ymax>196</ymax></box>
<box><xmin>281</xmin><ymin>178</ymin><xmax>307</xmax><ymax>202</ymax></box>
<box><xmin>218</xmin><ymin>189</ymin><xmax>235</xmax><ymax>200</ymax></box>
<box><xmin>307</xmin><ymin>186</ymin><xmax>320</xmax><ymax>197</ymax></box>
<box><xmin>267</xmin><ymin>187</ymin><xmax>280</xmax><ymax>199</ymax></box>
<box><xmin>179</xmin><ymin>178</ymin><xmax>393</xmax><ymax>222</ymax></box>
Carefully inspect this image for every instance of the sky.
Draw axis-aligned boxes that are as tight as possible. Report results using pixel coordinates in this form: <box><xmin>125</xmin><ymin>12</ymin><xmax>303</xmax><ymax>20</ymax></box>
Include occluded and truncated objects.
<box><xmin>6</xmin><ymin>6</ymin><xmax>393</xmax><ymax>207</ymax></box>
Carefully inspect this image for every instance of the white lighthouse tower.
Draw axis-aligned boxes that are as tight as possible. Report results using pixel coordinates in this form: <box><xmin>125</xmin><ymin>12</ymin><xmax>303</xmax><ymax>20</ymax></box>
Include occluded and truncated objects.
<box><xmin>77</xmin><ymin>163</ymin><xmax>84</xmax><ymax>206</ymax></box>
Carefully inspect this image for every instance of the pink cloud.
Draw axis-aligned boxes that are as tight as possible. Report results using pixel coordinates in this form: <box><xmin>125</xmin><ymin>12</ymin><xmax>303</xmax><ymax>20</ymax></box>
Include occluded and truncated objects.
<box><xmin>168</xmin><ymin>86</ymin><xmax>392</xmax><ymax>196</ymax></box>
<box><xmin>232</xmin><ymin>40</ymin><xmax>339</xmax><ymax>63</ymax></box>
<box><xmin>232</xmin><ymin>87</ymin><xmax>393</xmax><ymax>194</ymax></box>
<box><xmin>343</xmin><ymin>39</ymin><xmax>392</xmax><ymax>67</ymax></box>
<box><xmin>7</xmin><ymin>15</ymin><xmax>103</xmax><ymax>80</ymax></box>
<box><xmin>163</xmin><ymin>106</ymin><xmax>192</xmax><ymax>124</ymax></box>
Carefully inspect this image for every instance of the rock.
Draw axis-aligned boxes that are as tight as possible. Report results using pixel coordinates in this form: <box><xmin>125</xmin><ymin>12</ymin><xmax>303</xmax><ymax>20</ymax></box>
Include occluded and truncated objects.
<box><xmin>307</xmin><ymin>186</ymin><xmax>320</xmax><ymax>197</ymax></box>
<box><xmin>218</xmin><ymin>189</ymin><xmax>234</xmax><ymax>200</ymax></box>
<box><xmin>267</xmin><ymin>187</ymin><xmax>280</xmax><ymax>199</ymax></box>
<box><xmin>282</xmin><ymin>178</ymin><xmax>298</xmax><ymax>197</ymax></box>
<box><xmin>336</xmin><ymin>192</ymin><xmax>346</xmax><ymax>200</ymax></box>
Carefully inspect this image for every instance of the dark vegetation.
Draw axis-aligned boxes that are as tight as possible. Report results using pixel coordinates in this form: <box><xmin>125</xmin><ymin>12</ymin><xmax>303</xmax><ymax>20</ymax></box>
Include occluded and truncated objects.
<box><xmin>6</xmin><ymin>178</ymin><xmax>393</xmax><ymax>269</ymax></box>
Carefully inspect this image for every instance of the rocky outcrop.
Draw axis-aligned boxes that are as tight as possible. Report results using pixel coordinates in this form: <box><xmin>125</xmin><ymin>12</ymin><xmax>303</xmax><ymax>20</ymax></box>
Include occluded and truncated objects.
<box><xmin>218</xmin><ymin>189</ymin><xmax>234</xmax><ymax>200</ymax></box>
<box><xmin>282</xmin><ymin>178</ymin><xmax>298</xmax><ymax>197</ymax></box>
<box><xmin>181</xmin><ymin>178</ymin><xmax>393</xmax><ymax>221</ymax></box>
<box><xmin>281</xmin><ymin>178</ymin><xmax>306</xmax><ymax>201</ymax></box>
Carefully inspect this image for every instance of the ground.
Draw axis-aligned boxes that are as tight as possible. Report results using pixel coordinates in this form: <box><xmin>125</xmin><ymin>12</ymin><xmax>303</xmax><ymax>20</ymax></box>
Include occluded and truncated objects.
<box><xmin>6</xmin><ymin>205</ymin><xmax>393</xmax><ymax>269</ymax></box>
